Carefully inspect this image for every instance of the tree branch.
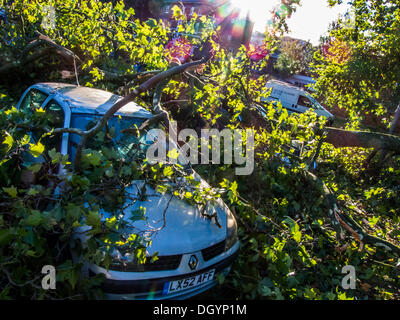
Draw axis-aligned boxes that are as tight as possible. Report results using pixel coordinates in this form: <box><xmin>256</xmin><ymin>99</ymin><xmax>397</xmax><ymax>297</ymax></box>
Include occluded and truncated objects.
<box><xmin>321</xmin><ymin>127</ymin><xmax>400</xmax><ymax>152</ymax></box>
<box><xmin>34</xmin><ymin>31</ymin><xmax>82</xmax><ymax>63</ymax></box>
<box><xmin>73</xmin><ymin>57</ymin><xmax>210</xmax><ymax>171</ymax></box>
<box><xmin>254</xmin><ymin>100</ymin><xmax>400</xmax><ymax>154</ymax></box>
<box><xmin>305</xmin><ymin>171</ymin><xmax>400</xmax><ymax>255</ymax></box>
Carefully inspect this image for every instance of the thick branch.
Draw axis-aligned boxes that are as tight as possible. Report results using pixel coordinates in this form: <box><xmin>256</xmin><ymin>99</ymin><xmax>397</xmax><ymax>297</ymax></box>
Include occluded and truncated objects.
<box><xmin>254</xmin><ymin>100</ymin><xmax>400</xmax><ymax>153</ymax></box>
<box><xmin>73</xmin><ymin>57</ymin><xmax>210</xmax><ymax>171</ymax></box>
<box><xmin>34</xmin><ymin>31</ymin><xmax>82</xmax><ymax>63</ymax></box>
<box><xmin>51</xmin><ymin>127</ymin><xmax>85</xmax><ymax>136</ymax></box>
<box><xmin>99</xmin><ymin>69</ymin><xmax>161</xmax><ymax>83</ymax></box>
<box><xmin>321</xmin><ymin>127</ymin><xmax>400</xmax><ymax>153</ymax></box>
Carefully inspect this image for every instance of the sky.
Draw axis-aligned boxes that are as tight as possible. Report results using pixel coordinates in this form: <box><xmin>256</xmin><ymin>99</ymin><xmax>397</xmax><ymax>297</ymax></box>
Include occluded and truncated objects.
<box><xmin>283</xmin><ymin>0</ymin><xmax>351</xmax><ymax>44</ymax></box>
<box><xmin>230</xmin><ymin>0</ymin><xmax>351</xmax><ymax>45</ymax></box>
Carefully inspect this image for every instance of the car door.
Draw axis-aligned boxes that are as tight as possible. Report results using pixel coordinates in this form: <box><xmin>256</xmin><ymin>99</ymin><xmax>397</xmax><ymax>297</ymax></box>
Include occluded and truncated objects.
<box><xmin>295</xmin><ymin>94</ymin><xmax>314</xmax><ymax>114</ymax></box>
<box><xmin>296</xmin><ymin>94</ymin><xmax>332</xmax><ymax>119</ymax></box>
<box><xmin>21</xmin><ymin>98</ymin><xmax>69</xmax><ymax>186</ymax></box>
<box><xmin>280</xmin><ymin>91</ymin><xmax>299</xmax><ymax>114</ymax></box>
<box><xmin>41</xmin><ymin>99</ymin><xmax>68</xmax><ymax>154</ymax></box>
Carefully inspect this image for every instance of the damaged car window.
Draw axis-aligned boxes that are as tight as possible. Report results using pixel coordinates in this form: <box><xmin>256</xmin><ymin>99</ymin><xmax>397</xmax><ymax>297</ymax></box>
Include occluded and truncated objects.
<box><xmin>68</xmin><ymin>114</ymin><xmax>150</xmax><ymax>162</ymax></box>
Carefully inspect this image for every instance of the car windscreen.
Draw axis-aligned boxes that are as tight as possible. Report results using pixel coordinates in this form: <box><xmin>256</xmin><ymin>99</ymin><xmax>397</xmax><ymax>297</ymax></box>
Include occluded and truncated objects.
<box><xmin>306</xmin><ymin>94</ymin><xmax>324</xmax><ymax>110</ymax></box>
<box><xmin>20</xmin><ymin>88</ymin><xmax>48</xmax><ymax>112</ymax></box>
<box><xmin>68</xmin><ymin>114</ymin><xmax>151</xmax><ymax>162</ymax></box>
<box><xmin>68</xmin><ymin>113</ymin><xmax>189</xmax><ymax>168</ymax></box>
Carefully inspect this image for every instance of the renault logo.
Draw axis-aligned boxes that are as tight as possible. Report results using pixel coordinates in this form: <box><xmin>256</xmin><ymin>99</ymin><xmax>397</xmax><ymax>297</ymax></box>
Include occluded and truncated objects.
<box><xmin>188</xmin><ymin>255</ymin><xmax>198</xmax><ymax>270</ymax></box>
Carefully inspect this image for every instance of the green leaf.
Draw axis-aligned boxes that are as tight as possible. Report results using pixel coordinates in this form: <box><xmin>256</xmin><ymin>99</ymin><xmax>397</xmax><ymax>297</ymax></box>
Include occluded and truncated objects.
<box><xmin>25</xmin><ymin>210</ymin><xmax>43</xmax><ymax>226</ymax></box>
<box><xmin>326</xmin><ymin>292</ymin><xmax>336</xmax><ymax>300</ymax></box>
<box><xmin>72</xmin><ymin>221</ymin><xmax>82</xmax><ymax>228</ymax></box>
<box><xmin>23</xmin><ymin>229</ymin><xmax>34</xmax><ymax>245</ymax></box>
<box><xmin>3</xmin><ymin>186</ymin><xmax>18</xmax><ymax>198</ymax></box>
<box><xmin>167</xmin><ymin>148</ymin><xmax>179</xmax><ymax>160</ymax></box>
<box><xmin>105</xmin><ymin>168</ymin><xmax>114</xmax><ymax>177</ymax></box>
<box><xmin>26</xmin><ymin>250</ymin><xmax>38</xmax><ymax>257</ymax></box>
<box><xmin>156</xmin><ymin>184</ymin><xmax>168</xmax><ymax>194</ymax></box>
<box><xmin>283</xmin><ymin>216</ymin><xmax>302</xmax><ymax>243</ymax></box>
<box><xmin>184</xmin><ymin>191</ymin><xmax>192</xmax><ymax>199</ymax></box>
<box><xmin>27</xmin><ymin>187</ymin><xmax>40</xmax><ymax>196</ymax></box>
<box><xmin>48</xmin><ymin>148</ymin><xmax>61</xmax><ymax>164</ymax></box>
<box><xmin>86</xmin><ymin>151</ymin><xmax>102</xmax><ymax>166</ymax></box>
<box><xmin>150</xmin><ymin>252</ymin><xmax>159</xmax><ymax>263</ymax></box>
<box><xmin>86</xmin><ymin>210</ymin><xmax>101</xmax><ymax>228</ymax></box>
<box><xmin>163</xmin><ymin>166</ymin><xmax>174</xmax><ymax>177</ymax></box>
<box><xmin>2</xmin><ymin>132</ymin><xmax>14</xmax><ymax>152</ymax></box>
<box><xmin>66</xmin><ymin>204</ymin><xmax>82</xmax><ymax>222</ymax></box>
<box><xmin>129</xmin><ymin>207</ymin><xmax>146</xmax><ymax>222</ymax></box>
<box><xmin>258</xmin><ymin>285</ymin><xmax>272</xmax><ymax>297</ymax></box>
<box><xmin>0</xmin><ymin>229</ymin><xmax>15</xmax><ymax>245</ymax></box>
<box><xmin>171</xmin><ymin>5</ymin><xmax>183</xmax><ymax>19</ymax></box>
<box><xmin>337</xmin><ymin>291</ymin><xmax>354</xmax><ymax>300</ymax></box>
<box><xmin>27</xmin><ymin>163</ymin><xmax>42</xmax><ymax>173</ymax></box>
<box><xmin>4</xmin><ymin>106</ymin><xmax>17</xmax><ymax>116</ymax></box>
<box><xmin>105</xmin><ymin>216</ymin><xmax>117</xmax><ymax>229</ymax></box>
<box><xmin>57</xmin><ymin>261</ymin><xmax>79</xmax><ymax>289</ymax></box>
<box><xmin>29</xmin><ymin>141</ymin><xmax>45</xmax><ymax>158</ymax></box>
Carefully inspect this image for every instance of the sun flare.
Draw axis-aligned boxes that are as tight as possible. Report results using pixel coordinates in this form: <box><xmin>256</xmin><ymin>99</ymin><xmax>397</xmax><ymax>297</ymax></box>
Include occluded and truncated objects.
<box><xmin>229</xmin><ymin>0</ymin><xmax>282</xmax><ymax>31</ymax></box>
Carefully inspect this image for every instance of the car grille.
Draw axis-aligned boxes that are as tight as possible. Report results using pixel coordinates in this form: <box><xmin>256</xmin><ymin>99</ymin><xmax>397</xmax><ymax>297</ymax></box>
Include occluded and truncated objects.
<box><xmin>110</xmin><ymin>254</ymin><xmax>182</xmax><ymax>272</ymax></box>
<box><xmin>201</xmin><ymin>240</ymin><xmax>226</xmax><ymax>261</ymax></box>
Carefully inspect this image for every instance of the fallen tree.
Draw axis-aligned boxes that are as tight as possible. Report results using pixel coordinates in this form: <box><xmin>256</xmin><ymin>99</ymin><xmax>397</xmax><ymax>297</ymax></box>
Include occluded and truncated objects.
<box><xmin>6</xmin><ymin>25</ymin><xmax>400</xmax><ymax>253</ymax></box>
<box><xmin>8</xmin><ymin>30</ymin><xmax>400</xmax><ymax>257</ymax></box>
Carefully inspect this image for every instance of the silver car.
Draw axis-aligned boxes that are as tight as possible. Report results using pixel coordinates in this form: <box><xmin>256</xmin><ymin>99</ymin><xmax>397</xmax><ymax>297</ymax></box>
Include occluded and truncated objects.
<box><xmin>16</xmin><ymin>82</ymin><xmax>239</xmax><ymax>300</ymax></box>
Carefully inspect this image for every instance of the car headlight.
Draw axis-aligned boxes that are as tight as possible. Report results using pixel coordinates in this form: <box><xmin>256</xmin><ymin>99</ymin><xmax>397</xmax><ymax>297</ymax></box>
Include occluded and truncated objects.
<box><xmin>225</xmin><ymin>209</ymin><xmax>238</xmax><ymax>251</ymax></box>
<box><xmin>107</xmin><ymin>248</ymin><xmax>135</xmax><ymax>266</ymax></box>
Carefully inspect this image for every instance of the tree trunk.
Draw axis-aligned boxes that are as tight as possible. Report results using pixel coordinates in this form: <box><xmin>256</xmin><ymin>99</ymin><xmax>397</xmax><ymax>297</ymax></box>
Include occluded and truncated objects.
<box><xmin>320</xmin><ymin>127</ymin><xmax>400</xmax><ymax>153</ymax></box>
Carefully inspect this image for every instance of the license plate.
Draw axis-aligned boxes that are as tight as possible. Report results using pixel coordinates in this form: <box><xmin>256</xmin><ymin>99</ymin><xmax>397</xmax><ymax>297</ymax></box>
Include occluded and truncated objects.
<box><xmin>163</xmin><ymin>269</ymin><xmax>215</xmax><ymax>295</ymax></box>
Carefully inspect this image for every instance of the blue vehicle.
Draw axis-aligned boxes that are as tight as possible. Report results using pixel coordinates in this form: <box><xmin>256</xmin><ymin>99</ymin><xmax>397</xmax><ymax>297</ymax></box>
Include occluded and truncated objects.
<box><xmin>0</xmin><ymin>8</ymin><xmax>8</xmax><ymax>23</ymax></box>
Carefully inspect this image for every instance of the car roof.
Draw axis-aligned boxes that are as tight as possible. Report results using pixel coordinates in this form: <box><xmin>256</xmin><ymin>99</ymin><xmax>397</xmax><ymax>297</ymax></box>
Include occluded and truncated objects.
<box><xmin>32</xmin><ymin>83</ymin><xmax>153</xmax><ymax>118</ymax></box>
<box><xmin>267</xmin><ymin>80</ymin><xmax>305</xmax><ymax>94</ymax></box>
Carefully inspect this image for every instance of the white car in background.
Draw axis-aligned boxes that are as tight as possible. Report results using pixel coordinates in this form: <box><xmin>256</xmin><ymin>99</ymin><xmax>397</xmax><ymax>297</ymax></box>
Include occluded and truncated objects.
<box><xmin>263</xmin><ymin>80</ymin><xmax>334</xmax><ymax>124</ymax></box>
<box><xmin>17</xmin><ymin>82</ymin><xmax>239</xmax><ymax>300</ymax></box>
